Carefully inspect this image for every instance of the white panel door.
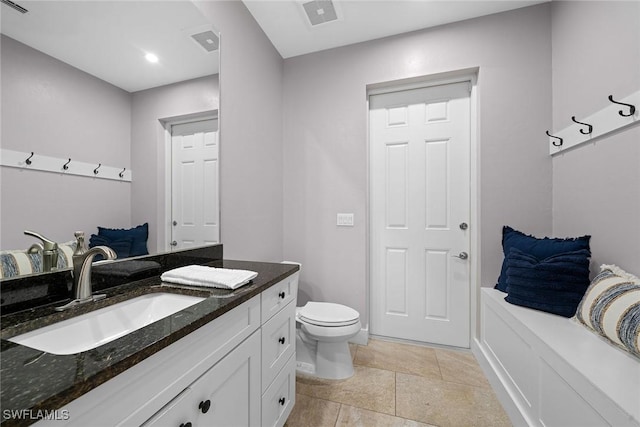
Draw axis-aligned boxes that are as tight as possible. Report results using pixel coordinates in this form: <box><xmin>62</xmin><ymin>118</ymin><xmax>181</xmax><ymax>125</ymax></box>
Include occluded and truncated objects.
<box><xmin>370</xmin><ymin>82</ymin><xmax>471</xmax><ymax>347</ymax></box>
<box><xmin>171</xmin><ymin>119</ymin><xmax>219</xmax><ymax>250</ymax></box>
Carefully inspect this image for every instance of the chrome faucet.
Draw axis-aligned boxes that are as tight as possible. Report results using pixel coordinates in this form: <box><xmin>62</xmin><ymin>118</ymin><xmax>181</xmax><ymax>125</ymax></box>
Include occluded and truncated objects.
<box><xmin>24</xmin><ymin>230</ymin><xmax>59</xmax><ymax>272</ymax></box>
<box><xmin>55</xmin><ymin>245</ymin><xmax>117</xmax><ymax>311</ymax></box>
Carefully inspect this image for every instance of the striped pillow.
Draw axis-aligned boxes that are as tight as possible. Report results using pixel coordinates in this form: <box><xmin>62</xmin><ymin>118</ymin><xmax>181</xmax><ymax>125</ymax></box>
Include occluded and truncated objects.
<box><xmin>575</xmin><ymin>265</ymin><xmax>640</xmax><ymax>359</ymax></box>
<box><xmin>0</xmin><ymin>250</ymin><xmax>39</xmax><ymax>278</ymax></box>
<box><xmin>0</xmin><ymin>240</ymin><xmax>76</xmax><ymax>279</ymax></box>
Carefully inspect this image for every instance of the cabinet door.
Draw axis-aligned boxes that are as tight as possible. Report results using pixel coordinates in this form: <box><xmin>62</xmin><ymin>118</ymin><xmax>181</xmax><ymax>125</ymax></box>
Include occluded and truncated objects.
<box><xmin>190</xmin><ymin>330</ymin><xmax>261</xmax><ymax>427</ymax></box>
<box><xmin>142</xmin><ymin>331</ymin><xmax>261</xmax><ymax>427</ymax></box>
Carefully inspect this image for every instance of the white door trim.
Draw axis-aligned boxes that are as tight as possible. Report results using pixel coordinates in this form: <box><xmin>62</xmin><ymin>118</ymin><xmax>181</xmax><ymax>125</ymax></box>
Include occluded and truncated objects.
<box><xmin>366</xmin><ymin>71</ymin><xmax>479</xmax><ymax>346</ymax></box>
<box><xmin>160</xmin><ymin>110</ymin><xmax>218</xmax><ymax>253</ymax></box>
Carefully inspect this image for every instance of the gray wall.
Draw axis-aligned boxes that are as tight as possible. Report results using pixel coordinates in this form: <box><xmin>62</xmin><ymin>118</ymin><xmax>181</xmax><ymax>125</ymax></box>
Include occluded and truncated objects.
<box><xmin>0</xmin><ymin>35</ymin><xmax>132</xmax><ymax>249</ymax></box>
<box><xmin>282</xmin><ymin>5</ymin><xmax>553</xmax><ymax>324</ymax></box>
<box><xmin>130</xmin><ymin>75</ymin><xmax>219</xmax><ymax>253</ymax></box>
<box><xmin>194</xmin><ymin>0</ymin><xmax>285</xmax><ymax>262</ymax></box>
<box><xmin>551</xmin><ymin>1</ymin><xmax>640</xmax><ymax>274</ymax></box>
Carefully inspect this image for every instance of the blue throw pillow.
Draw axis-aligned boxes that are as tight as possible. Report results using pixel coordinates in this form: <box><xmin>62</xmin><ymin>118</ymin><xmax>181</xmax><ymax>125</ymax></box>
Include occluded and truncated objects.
<box><xmin>495</xmin><ymin>226</ymin><xmax>590</xmax><ymax>292</ymax></box>
<box><xmin>98</xmin><ymin>223</ymin><xmax>149</xmax><ymax>257</ymax></box>
<box><xmin>89</xmin><ymin>234</ymin><xmax>133</xmax><ymax>260</ymax></box>
<box><xmin>504</xmin><ymin>248</ymin><xmax>591</xmax><ymax>317</ymax></box>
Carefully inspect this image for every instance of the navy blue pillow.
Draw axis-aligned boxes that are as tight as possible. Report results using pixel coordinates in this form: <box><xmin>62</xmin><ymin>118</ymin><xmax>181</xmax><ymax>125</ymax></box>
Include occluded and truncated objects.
<box><xmin>98</xmin><ymin>223</ymin><xmax>149</xmax><ymax>257</ymax></box>
<box><xmin>504</xmin><ymin>248</ymin><xmax>591</xmax><ymax>317</ymax></box>
<box><xmin>88</xmin><ymin>234</ymin><xmax>133</xmax><ymax>260</ymax></box>
<box><xmin>495</xmin><ymin>226</ymin><xmax>590</xmax><ymax>292</ymax></box>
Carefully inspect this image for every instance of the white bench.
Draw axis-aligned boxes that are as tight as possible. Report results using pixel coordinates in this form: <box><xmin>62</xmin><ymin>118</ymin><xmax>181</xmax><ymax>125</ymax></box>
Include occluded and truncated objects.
<box><xmin>474</xmin><ymin>288</ymin><xmax>640</xmax><ymax>427</ymax></box>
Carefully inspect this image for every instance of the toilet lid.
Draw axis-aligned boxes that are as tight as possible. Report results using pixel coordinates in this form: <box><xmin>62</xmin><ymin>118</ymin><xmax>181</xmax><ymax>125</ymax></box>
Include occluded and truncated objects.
<box><xmin>298</xmin><ymin>302</ymin><xmax>360</xmax><ymax>327</ymax></box>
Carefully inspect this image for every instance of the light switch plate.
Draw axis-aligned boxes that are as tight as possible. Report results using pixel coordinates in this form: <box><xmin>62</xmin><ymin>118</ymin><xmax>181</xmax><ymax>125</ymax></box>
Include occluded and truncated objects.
<box><xmin>337</xmin><ymin>213</ymin><xmax>354</xmax><ymax>226</ymax></box>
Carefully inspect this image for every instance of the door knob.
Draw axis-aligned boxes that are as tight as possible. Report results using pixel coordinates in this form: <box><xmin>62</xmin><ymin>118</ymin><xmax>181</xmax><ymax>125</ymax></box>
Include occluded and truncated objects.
<box><xmin>170</xmin><ymin>241</ymin><xmax>177</xmax><ymax>246</ymax></box>
<box><xmin>172</xmin><ymin>220</ymin><xmax>178</xmax><ymax>226</ymax></box>
<box><xmin>279</xmin><ymin>337</ymin><xmax>286</xmax><ymax>344</ymax></box>
<box><xmin>459</xmin><ymin>222</ymin><xmax>468</xmax><ymax>230</ymax></box>
<box><xmin>452</xmin><ymin>252</ymin><xmax>468</xmax><ymax>260</ymax></box>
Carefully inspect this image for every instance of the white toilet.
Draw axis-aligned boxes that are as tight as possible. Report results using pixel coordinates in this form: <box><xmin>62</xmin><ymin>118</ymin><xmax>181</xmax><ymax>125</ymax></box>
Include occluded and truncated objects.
<box><xmin>295</xmin><ymin>301</ymin><xmax>361</xmax><ymax>380</ymax></box>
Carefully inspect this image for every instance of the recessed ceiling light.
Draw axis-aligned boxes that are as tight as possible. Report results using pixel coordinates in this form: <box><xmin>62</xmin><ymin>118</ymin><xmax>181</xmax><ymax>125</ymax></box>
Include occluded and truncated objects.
<box><xmin>145</xmin><ymin>53</ymin><xmax>159</xmax><ymax>63</ymax></box>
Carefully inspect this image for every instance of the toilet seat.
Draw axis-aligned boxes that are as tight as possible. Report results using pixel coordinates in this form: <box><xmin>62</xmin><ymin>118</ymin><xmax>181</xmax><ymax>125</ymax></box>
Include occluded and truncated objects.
<box><xmin>297</xmin><ymin>302</ymin><xmax>360</xmax><ymax>327</ymax></box>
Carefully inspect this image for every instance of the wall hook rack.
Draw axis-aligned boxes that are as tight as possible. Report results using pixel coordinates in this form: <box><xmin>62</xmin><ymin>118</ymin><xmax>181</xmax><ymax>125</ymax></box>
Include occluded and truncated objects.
<box><xmin>571</xmin><ymin>116</ymin><xmax>593</xmax><ymax>135</ymax></box>
<box><xmin>1</xmin><ymin>149</ymin><xmax>132</xmax><ymax>182</ymax></box>
<box><xmin>549</xmin><ymin>89</ymin><xmax>638</xmax><ymax>155</ymax></box>
<box><xmin>546</xmin><ymin>130</ymin><xmax>563</xmax><ymax>146</ymax></box>
<box><xmin>608</xmin><ymin>95</ymin><xmax>636</xmax><ymax>117</ymax></box>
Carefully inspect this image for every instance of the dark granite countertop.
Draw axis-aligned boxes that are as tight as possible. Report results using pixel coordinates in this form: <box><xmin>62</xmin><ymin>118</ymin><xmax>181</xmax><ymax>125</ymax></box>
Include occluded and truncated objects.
<box><xmin>0</xmin><ymin>258</ymin><xmax>299</xmax><ymax>426</ymax></box>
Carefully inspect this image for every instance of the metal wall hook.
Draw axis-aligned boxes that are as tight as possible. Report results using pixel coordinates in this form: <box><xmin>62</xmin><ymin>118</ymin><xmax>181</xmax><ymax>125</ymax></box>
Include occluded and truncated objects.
<box><xmin>93</xmin><ymin>164</ymin><xmax>101</xmax><ymax>175</ymax></box>
<box><xmin>25</xmin><ymin>152</ymin><xmax>34</xmax><ymax>165</ymax></box>
<box><xmin>571</xmin><ymin>116</ymin><xmax>593</xmax><ymax>135</ymax></box>
<box><xmin>608</xmin><ymin>95</ymin><xmax>636</xmax><ymax>117</ymax></box>
<box><xmin>119</xmin><ymin>168</ymin><xmax>126</xmax><ymax>178</ymax></box>
<box><xmin>546</xmin><ymin>130</ymin><xmax>563</xmax><ymax>146</ymax></box>
<box><xmin>63</xmin><ymin>158</ymin><xmax>71</xmax><ymax>170</ymax></box>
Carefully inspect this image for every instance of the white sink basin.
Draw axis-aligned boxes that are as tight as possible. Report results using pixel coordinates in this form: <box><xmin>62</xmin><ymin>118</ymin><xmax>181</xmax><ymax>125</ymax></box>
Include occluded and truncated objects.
<box><xmin>8</xmin><ymin>293</ymin><xmax>205</xmax><ymax>355</ymax></box>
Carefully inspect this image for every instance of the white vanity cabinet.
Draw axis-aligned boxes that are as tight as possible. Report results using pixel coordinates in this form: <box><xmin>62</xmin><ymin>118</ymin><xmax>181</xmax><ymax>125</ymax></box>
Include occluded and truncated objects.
<box><xmin>38</xmin><ymin>272</ymin><xmax>299</xmax><ymax>427</ymax></box>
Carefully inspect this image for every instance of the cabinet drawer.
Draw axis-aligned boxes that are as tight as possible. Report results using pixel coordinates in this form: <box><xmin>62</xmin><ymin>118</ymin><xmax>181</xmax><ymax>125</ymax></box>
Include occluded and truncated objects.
<box><xmin>261</xmin><ymin>273</ymin><xmax>298</xmax><ymax>323</ymax></box>
<box><xmin>262</xmin><ymin>354</ymin><xmax>296</xmax><ymax>427</ymax></box>
<box><xmin>262</xmin><ymin>300</ymin><xmax>296</xmax><ymax>392</ymax></box>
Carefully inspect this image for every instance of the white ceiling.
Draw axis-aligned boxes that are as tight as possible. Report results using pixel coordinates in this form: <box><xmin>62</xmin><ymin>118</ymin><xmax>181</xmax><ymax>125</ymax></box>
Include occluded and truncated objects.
<box><xmin>0</xmin><ymin>1</ymin><xmax>219</xmax><ymax>93</ymax></box>
<box><xmin>242</xmin><ymin>0</ymin><xmax>548</xmax><ymax>59</ymax></box>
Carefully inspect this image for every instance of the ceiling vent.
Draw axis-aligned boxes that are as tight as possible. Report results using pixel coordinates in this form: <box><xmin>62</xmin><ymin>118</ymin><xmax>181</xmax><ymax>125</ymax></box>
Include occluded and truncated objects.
<box><xmin>302</xmin><ymin>0</ymin><xmax>338</xmax><ymax>26</ymax></box>
<box><xmin>190</xmin><ymin>30</ymin><xmax>219</xmax><ymax>53</ymax></box>
<box><xmin>1</xmin><ymin>0</ymin><xmax>28</xmax><ymax>14</ymax></box>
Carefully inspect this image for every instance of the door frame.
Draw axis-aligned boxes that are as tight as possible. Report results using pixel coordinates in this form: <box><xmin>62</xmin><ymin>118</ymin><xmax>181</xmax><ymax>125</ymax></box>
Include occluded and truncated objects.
<box><xmin>366</xmin><ymin>70</ymin><xmax>479</xmax><ymax>346</ymax></box>
<box><xmin>160</xmin><ymin>110</ymin><xmax>219</xmax><ymax>252</ymax></box>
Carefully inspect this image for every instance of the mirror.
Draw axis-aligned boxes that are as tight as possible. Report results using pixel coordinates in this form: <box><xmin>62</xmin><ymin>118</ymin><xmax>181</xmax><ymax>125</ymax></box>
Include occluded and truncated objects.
<box><xmin>0</xmin><ymin>0</ymin><xmax>220</xmax><ymax>278</ymax></box>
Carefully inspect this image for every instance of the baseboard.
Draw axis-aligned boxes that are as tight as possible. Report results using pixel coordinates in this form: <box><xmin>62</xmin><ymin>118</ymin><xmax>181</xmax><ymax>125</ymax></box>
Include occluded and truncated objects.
<box><xmin>349</xmin><ymin>327</ymin><xmax>369</xmax><ymax>346</ymax></box>
<box><xmin>471</xmin><ymin>338</ymin><xmax>531</xmax><ymax>427</ymax></box>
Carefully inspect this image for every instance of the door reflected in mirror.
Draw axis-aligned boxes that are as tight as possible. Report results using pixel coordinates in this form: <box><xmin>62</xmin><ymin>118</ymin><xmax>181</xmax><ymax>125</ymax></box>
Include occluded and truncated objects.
<box><xmin>0</xmin><ymin>1</ymin><xmax>221</xmax><ymax>278</ymax></box>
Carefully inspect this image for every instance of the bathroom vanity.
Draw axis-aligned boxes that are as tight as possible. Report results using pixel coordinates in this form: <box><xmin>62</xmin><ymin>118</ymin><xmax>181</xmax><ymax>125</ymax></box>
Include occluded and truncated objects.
<box><xmin>0</xmin><ymin>249</ymin><xmax>298</xmax><ymax>427</ymax></box>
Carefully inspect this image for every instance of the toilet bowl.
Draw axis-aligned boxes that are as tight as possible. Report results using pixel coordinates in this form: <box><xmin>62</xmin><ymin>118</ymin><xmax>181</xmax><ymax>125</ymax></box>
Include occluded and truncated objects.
<box><xmin>295</xmin><ymin>301</ymin><xmax>361</xmax><ymax>380</ymax></box>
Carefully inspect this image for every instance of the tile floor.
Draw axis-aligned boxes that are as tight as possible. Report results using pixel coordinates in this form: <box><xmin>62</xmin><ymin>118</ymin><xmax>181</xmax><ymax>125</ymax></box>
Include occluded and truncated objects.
<box><xmin>285</xmin><ymin>338</ymin><xmax>511</xmax><ymax>427</ymax></box>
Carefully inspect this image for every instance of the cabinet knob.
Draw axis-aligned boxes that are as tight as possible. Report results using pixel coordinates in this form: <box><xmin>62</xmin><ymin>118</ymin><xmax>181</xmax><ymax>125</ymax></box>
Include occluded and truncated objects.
<box><xmin>199</xmin><ymin>399</ymin><xmax>211</xmax><ymax>414</ymax></box>
<box><xmin>278</xmin><ymin>291</ymin><xmax>286</xmax><ymax>299</ymax></box>
<box><xmin>279</xmin><ymin>397</ymin><xmax>286</xmax><ymax>406</ymax></box>
<box><xmin>179</xmin><ymin>423</ymin><xmax>192</xmax><ymax>427</ymax></box>
<box><xmin>279</xmin><ymin>337</ymin><xmax>286</xmax><ymax>344</ymax></box>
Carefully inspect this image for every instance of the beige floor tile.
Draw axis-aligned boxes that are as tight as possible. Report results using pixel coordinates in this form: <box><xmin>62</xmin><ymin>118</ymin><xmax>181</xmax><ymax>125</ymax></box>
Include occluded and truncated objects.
<box><xmin>284</xmin><ymin>393</ymin><xmax>341</xmax><ymax>427</ymax></box>
<box><xmin>396</xmin><ymin>372</ymin><xmax>511</xmax><ymax>427</ymax></box>
<box><xmin>336</xmin><ymin>404</ymin><xmax>437</xmax><ymax>427</ymax></box>
<box><xmin>296</xmin><ymin>365</ymin><xmax>396</xmax><ymax>415</ymax></box>
<box><xmin>354</xmin><ymin>339</ymin><xmax>441</xmax><ymax>380</ymax></box>
<box><xmin>435</xmin><ymin>348</ymin><xmax>490</xmax><ymax>389</ymax></box>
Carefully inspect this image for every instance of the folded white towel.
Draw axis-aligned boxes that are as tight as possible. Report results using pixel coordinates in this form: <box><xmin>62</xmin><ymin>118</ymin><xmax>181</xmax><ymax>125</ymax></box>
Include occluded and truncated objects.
<box><xmin>161</xmin><ymin>265</ymin><xmax>258</xmax><ymax>290</ymax></box>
